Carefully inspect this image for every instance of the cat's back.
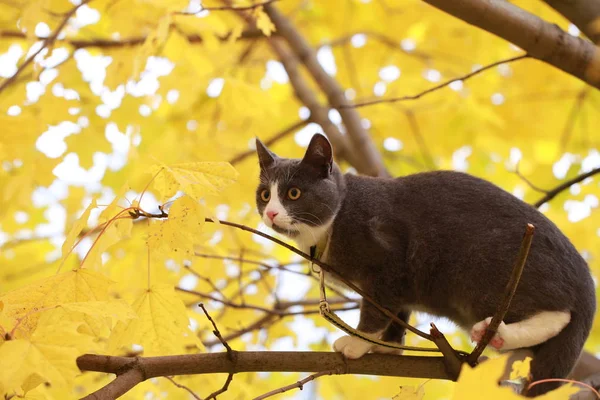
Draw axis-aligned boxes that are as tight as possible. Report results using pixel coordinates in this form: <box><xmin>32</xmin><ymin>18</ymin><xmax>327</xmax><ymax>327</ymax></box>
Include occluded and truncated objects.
<box><xmin>342</xmin><ymin>169</ymin><xmax>589</xmax><ymax>280</ymax></box>
<box><xmin>351</xmin><ymin>170</ymin><xmax>551</xmax><ymax>225</ymax></box>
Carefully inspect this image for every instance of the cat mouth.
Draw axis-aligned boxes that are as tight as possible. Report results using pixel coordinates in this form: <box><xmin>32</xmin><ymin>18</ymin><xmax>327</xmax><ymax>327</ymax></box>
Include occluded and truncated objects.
<box><xmin>271</xmin><ymin>223</ymin><xmax>299</xmax><ymax>237</ymax></box>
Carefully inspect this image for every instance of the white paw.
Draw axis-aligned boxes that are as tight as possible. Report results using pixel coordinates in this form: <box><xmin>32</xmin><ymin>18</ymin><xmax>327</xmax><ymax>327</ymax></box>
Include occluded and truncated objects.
<box><xmin>470</xmin><ymin>317</ymin><xmax>506</xmax><ymax>350</ymax></box>
<box><xmin>372</xmin><ymin>344</ymin><xmax>403</xmax><ymax>355</ymax></box>
<box><xmin>333</xmin><ymin>335</ymin><xmax>375</xmax><ymax>359</ymax></box>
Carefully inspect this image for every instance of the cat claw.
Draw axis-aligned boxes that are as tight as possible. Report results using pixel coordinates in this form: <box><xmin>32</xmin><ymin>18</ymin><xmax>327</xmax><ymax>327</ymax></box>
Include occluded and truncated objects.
<box><xmin>333</xmin><ymin>335</ymin><xmax>375</xmax><ymax>359</ymax></box>
<box><xmin>470</xmin><ymin>317</ymin><xmax>506</xmax><ymax>350</ymax></box>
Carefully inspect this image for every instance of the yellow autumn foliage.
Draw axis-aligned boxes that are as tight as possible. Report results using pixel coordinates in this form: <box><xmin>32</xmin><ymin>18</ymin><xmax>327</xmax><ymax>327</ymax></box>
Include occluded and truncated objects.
<box><xmin>0</xmin><ymin>0</ymin><xmax>599</xmax><ymax>399</ymax></box>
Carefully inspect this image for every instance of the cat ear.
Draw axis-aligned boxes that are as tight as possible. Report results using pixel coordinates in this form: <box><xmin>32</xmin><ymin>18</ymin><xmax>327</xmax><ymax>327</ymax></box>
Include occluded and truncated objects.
<box><xmin>255</xmin><ymin>137</ymin><xmax>279</xmax><ymax>169</ymax></box>
<box><xmin>301</xmin><ymin>133</ymin><xmax>333</xmax><ymax>176</ymax></box>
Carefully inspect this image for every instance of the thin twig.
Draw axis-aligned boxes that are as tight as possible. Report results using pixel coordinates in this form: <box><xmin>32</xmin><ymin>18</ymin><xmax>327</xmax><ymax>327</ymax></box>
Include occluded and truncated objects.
<box><xmin>429</xmin><ymin>323</ymin><xmax>463</xmax><ymax>380</ymax></box>
<box><xmin>199</xmin><ymin>304</ymin><xmax>234</xmax><ymax>359</ymax></box>
<box><xmin>467</xmin><ymin>223</ymin><xmax>536</xmax><ymax>365</ymax></box>
<box><xmin>252</xmin><ymin>370</ymin><xmax>334</xmax><ymax>400</ymax></box>
<box><xmin>199</xmin><ymin>218</ymin><xmax>433</xmax><ymax>340</ymax></box>
<box><xmin>405</xmin><ymin>109</ymin><xmax>435</xmax><ymax>169</ymax></box>
<box><xmin>182</xmin><ymin>288</ymin><xmax>358</xmax><ymax>317</ymax></box>
<box><xmin>0</xmin><ymin>0</ymin><xmax>93</xmax><ymax>95</ymax></box>
<box><xmin>204</xmin><ymin>373</ymin><xmax>234</xmax><ymax>400</ymax></box>
<box><xmin>164</xmin><ymin>376</ymin><xmax>202</xmax><ymax>400</ymax></box>
<box><xmin>0</xmin><ymin>28</ymin><xmax>263</xmax><ymax>48</ymax></box>
<box><xmin>345</xmin><ymin>54</ymin><xmax>529</xmax><ymax>108</ymax></box>
<box><xmin>513</xmin><ymin>161</ymin><xmax>549</xmax><ymax>194</ymax></box>
<box><xmin>175</xmin><ymin>0</ymin><xmax>278</xmax><ymax>14</ymax></box>
<box><xmin>229</xmin><ymin>119</ymin><xmax>308</xmax><ymax>165</ymax></box>
<box><xmin>133</xmin><ymin>209</ymin><xmax>434</xmax><ymax>342</ymax></box>
<box><xmin>533</xmin><ymin>167</ymin><xmax>600</xmax><ymax>207</ymax></box>
<box><xmin>560</xmin><ymin>87</ymin><xmax>590</xmax><ymax>150</ymax></box>
<box><xmin>202</xmin><ymin>314</ymin><xmax>278</xmax><ymax>347</ymax></box>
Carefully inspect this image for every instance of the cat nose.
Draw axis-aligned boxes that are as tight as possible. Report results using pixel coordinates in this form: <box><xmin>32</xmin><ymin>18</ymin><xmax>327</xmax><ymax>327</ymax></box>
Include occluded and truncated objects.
<box><xmin>266</xmin><ymin>210</ymin><xmax>278</xmax><ymax>221</ymax></box>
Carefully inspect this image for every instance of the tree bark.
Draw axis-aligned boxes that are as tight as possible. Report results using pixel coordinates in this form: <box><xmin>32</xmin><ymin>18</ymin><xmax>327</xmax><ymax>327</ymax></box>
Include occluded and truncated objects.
<box><xmin>541</xmin><ymin>0</ymin><xmax>600</xmax><ymax>43</ymax></box>
<box><xmin>77</xmin><ymin>352</ymin><xmax>451</xmax><ymax>398</ymax></box>
<box><xmin>423</xmin><ymin>0</ymin><xmax>600</xmax><ymax>89</ymax></box>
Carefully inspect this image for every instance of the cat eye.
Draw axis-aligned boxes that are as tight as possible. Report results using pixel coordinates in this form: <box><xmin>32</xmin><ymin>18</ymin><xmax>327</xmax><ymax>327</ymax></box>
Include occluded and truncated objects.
<box><xmin>260</xmin><ymin>189</ymin><xmax>270</xmax><ymax>202</ymax></box>
<box><xmin>287</xmin><ymin>187</ymin><xmax>301</xmax><ymax>200</ymax></box>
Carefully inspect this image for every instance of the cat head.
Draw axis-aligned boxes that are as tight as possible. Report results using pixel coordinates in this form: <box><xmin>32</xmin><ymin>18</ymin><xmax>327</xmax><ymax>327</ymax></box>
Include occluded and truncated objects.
<box><xmin>255</xmin><ymin>134</ymin><xmax>344</xmax><ymax>241</ymax></box>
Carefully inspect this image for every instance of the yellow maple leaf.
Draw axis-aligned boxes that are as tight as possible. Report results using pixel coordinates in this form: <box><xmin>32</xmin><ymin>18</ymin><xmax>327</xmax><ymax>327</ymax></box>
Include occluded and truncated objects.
<box><xmin>392</xmin><ymin>384</ymin><xmax>425</xmax><ymax>399</ymax></box>
<box><xmin>82</xmin><ymin>218</ymin><xmax>131</xmax><ymax>269</ymax></box>
<box><xmin>0</xmin><ymin>269</ymin><xmax>113</xmax><ymax>338</ymax></box>
<box><xmin>61</xmin><ymin>199</ymin><xmax>97</xmax><ymax>262</ymax></box>
<box><xmin>98</xmin><ymin>183</ymin><xmax>131</xmax><ymax>224</ymax></box>
<box><xmin>509</xmin><ymin>357</ymin><xmax>532</xmax><ymax>380</ymax></box>
<box><xmin>108</xmin><ymin>284</ymin><xmax>202</xmax><ymax>356</ymax></box>
<box><xmin>454</xmin><ymin>355</ymin><xmax>580</xmax><ymax>399</ymax></box>
<box><xmin>453</xmin><ymin>355</ymin><xmax>521</xmax><ymax>399</ymax></box>
<box><xmin>150</xmin><ymin>161</ymin><xmax>239</xmax><ymax>201</ymax></box>
<box><xmin>0</xmin><ymin>308</ymin><xmax>96</xmax><ymax>395</ymax></box>
<box><xmin>146</xmin><ymin>195</ymin><xmax>205</xmax><ymax>255</ymax></box>
<box><xmin>254</xmin><ymin>7</ymin><xmax>276</xmax><ymax>36</ymax></box>
<box><xmin>60</xmin><ymin>300</ymin><xmax>136</xmax><ymax>322</ymax></box>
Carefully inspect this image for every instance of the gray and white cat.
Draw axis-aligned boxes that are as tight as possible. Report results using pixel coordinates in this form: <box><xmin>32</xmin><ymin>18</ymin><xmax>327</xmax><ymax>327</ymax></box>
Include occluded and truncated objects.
<box><xmin>255</xmin><ymin>133</ymin><xmax>596</xmax><ymax>396</ymax></box>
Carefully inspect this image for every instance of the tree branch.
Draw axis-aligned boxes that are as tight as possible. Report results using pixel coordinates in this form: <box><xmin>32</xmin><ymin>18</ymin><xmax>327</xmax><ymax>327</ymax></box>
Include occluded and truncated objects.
<box><xmin>253</xmin><ymin>370</ymin><xmax>334</xmax><ymax>400</ymax></box>
<box><xmin>198</xmin><ymin>304</ymin><xmax>233</xmax><ymax>358</ymax></box>
<box><xmin>229</xmin><ymin>119</ymin><xmax>309</xmax><ymax>165</ymax></box>
<box><xmin>0</xmin><ymin>28</ymin><xmax>263</xmax><ymax>49</ymax></box>
<box><xmin>423</xmin><ymin>0</ymin><xmax>600</xmax><ymax>89</ymax></box>
<box><xmin>264</xmin><ymin>4</ymin><xmax>390</xmax><ymax>177</ymax></box>
<box><xmin>176</xmin><ymin>0</ymin><xmax>279</xmax><ymax>14</ymax></box>
<box><xmin>533</xmin><ymin>167</ymin><xmax>600</xmax><ymax>207</ymax></box>
<box><xmin>205</xmin><ymin>373</ymin><xmax>234</xmax><ymax>400</ymax></box>
<box><xmin>347</xmin><ymin>54</ymin><xmax>529</xmax><ymax>108</ymax></box>
<box><xmin>540</xmin><ymin>0</ymin><xmax>600</xmax><ymax>43</ymax></box>
<box><xmin>164</xmin><ymin>376</ymin><xmax>201</xmax><ymax>400</ymax></box>
<box><xmin>266</xmin><ymin>38</ymin><xmax>363</xmax><ymax>171</ymax></box>
<box><xmin>467</xmin><ymin>224</ymin><xmax>535</xmax><ymax>365</ymax></box>
<box><xmin>429</xmin><ymin>323</ymin><xmax>463</xmax><ymax>380</ymax></box>
<box><xmin>0</xmin><ymin>0</ymin><xmax>93</xmax><ymax>95</ymax></box>
<box><xmin>82</xmin><ymin>366</ymin><xmax>146</xmax><ymax>400</ymax></box>
<box><xmin>76</xmin><ymin>351</ymin><xmax>451</xmax><ymax>384</ymax></box>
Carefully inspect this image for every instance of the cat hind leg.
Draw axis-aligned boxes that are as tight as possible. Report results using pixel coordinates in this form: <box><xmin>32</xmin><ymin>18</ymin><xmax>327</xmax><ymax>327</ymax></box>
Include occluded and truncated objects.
<box><xmin>470</xmin><ymin>311</ymin><xmax>571</xmax><ymax>351</ymax></box>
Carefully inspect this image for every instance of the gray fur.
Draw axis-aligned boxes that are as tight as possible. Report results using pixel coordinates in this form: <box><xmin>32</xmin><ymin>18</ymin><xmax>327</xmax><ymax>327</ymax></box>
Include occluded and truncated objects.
<box><xmin>255</xmin><ymin>134</ymin><xmax>596</xmax><ymax>396</ymax></box>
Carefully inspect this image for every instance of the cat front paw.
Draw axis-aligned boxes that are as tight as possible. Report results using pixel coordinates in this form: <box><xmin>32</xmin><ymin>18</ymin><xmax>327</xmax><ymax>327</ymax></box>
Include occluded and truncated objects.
<box><xmin>333</xmin><ymin>335</ymin><xmax>375</xmax><ymax>359</ymax></box>
<box><xmin>470</xmin><ymin>317</ymin><xmax>506</xmax><ymax>350</ymax></box>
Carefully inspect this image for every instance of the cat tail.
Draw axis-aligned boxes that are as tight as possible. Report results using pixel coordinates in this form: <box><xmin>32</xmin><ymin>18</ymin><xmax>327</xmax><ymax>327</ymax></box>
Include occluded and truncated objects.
<box><xmin>525</xmin><ymin>309</ymin><xmax>594</xmax><ymax>397</ymax></box>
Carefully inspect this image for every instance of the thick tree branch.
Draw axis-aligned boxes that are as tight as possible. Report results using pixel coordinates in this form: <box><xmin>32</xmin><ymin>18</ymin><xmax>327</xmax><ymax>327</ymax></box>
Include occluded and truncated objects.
<box><xmin>267</xmin><ymin>38</ymin><xmax>363</xmax><ymax>170</ymax></box>
<box><xmin>423</xmin><ymin>0</ymin><xmax>600</xmax><ymax>89</ymax></box>
<box><xmin>264</xmin><ymin>4</ymin><xmax>390</xmax><ymax>177</ymax></box>
<box><xmin>77</xmin><ymin>352</ymin><xmax>451</xmax><ymax>396</ymax></box>
<box><xmin>540</xmin><ymin>0</ymin><xmax>600</xmax><ymax>43</ymax></box>
<box><xmin>83</xmin><ymin>366</ymin><xmax>145</xmax><ymax>400</ymax></box>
